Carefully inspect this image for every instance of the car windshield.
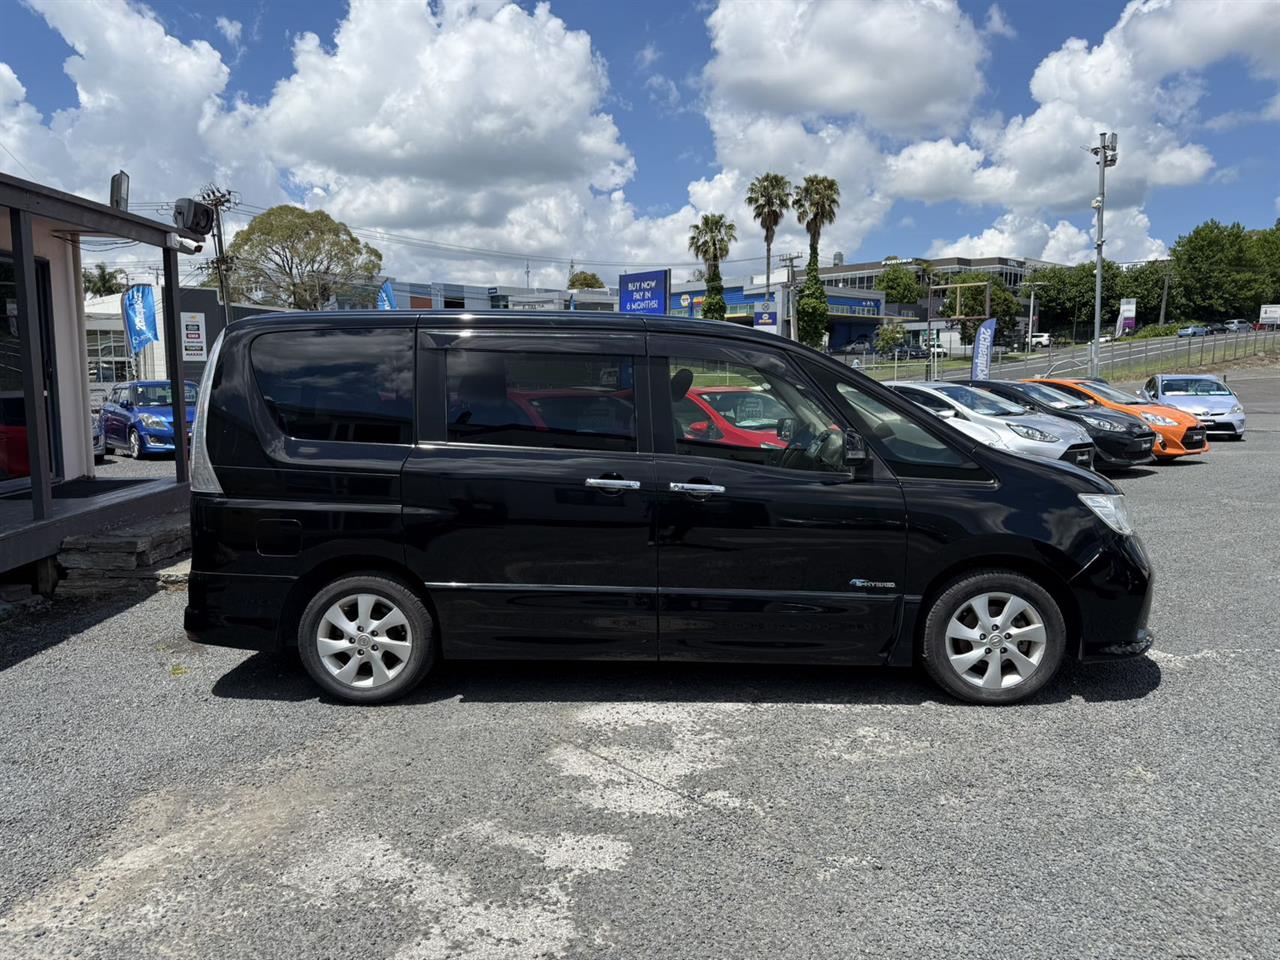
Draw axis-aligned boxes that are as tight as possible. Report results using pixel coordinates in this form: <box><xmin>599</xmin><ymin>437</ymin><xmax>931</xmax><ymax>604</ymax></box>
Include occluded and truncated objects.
<box><xmin>1161</xmin><ymin>378</ymin><xmax>1232</xmax><ymax>396</ymax></box>
<box><xmin>1016</xmin><ymin>382</ymin><xmax>1089</xmax><ymax>410</ymax></box>
<box><xmin>1081</xmin><ymin>381</ymin><xmax>1146</xmax><ymax>405</ymax></box>
<box><xmin>696</xmin><ymin>390</ymin><xmax>789</xmax><ymax>429</ymax></box>
<box><xmin>934</xmin><ymin>384</ymin><xmax>1026</xmax><ymax>416</ymax></box>
<box><xmin>135</xmin><ymin>383</ymin><xmax>198</xmax><ymax>406</ymax></box>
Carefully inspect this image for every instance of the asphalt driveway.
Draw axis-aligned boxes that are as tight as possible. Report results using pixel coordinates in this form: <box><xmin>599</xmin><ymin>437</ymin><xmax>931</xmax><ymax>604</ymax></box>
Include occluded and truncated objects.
<box><xmin>2</xmin><ymin>374</ymin><xmax>1278</xmax><ymax>959</ymax></box>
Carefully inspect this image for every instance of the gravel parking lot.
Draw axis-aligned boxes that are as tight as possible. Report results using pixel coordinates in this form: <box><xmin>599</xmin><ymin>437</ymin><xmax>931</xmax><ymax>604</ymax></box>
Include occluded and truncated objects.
<box><xmin>3</xmin><ymin>373</ymin><xmax>1278</xmax><ymax>960</ymax></box>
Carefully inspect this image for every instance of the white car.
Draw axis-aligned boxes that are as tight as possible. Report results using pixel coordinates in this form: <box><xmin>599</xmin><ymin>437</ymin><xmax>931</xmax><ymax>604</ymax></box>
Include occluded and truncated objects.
<box><xmin>886</xmin><ymin>381</ymin><xmax>1097</xmax><ymax>469</ymax></box>
<box><xmin>1028</xmin><ymin>332</ymin><xmax>1051</xmax><ymax>349</ymax></box>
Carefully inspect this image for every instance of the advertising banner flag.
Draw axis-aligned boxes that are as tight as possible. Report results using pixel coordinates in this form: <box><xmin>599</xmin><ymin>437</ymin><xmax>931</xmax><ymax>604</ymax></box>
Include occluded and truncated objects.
<box><xmin>971</xmin><ymin>318</ymin><xmax>998</xmax><ymax>380</ymax></box>
<box><xmin>120</xmin><ymin>284</ymin><xmax>159</xmax><ymax>355</ymax></box>
<box><xmin>1115</xmin><ymin>297</ymin><xmax>1136</xmax><ymax>337</ymax></box>
<box><xmin>618</xmin><ymin>269</ymin><xmax>670</xmax><ymax>315</ymax></box>
<box><xmin>376</xmin><ymin>280</ymin><xmax>397</xmax><ymax>310</ymax></box>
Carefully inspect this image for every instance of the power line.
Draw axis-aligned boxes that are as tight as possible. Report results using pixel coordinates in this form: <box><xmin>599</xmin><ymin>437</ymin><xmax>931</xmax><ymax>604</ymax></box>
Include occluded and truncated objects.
<box><xmin>0</xmin><ymin>138</ymin><xmax>36</xmax><ymax>178</ymax></box>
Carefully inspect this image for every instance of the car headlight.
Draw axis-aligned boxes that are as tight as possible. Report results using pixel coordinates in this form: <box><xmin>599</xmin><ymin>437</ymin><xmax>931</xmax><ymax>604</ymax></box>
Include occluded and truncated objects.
<box><xmin>1140</xmin><ymin>412</ymin><xmax>1178</xmax><ymax>427</ymax></box>
<box><xmin>1079</xmin><ymin>493</ymin><xmax>1134</xmax><ymax>536</ymax></box>
<box><xmin>1230</xmin><ymin>404</ymin><xmax>1243</xmax><ymax>414</ymax></box>
<box><xmin>138</xmin><ymin>413</ymin><xmax>170</xmax><ymax>430</ymax></box>
<box><xmin>1081</xmin><ymin>414</ymin><xmax>1123</xmax><ymax>432</ymax></box>
<box><xmin>1007</xmin><ymin>422</ymin><xmax>1059</xmax><ymax>443</ymax></box>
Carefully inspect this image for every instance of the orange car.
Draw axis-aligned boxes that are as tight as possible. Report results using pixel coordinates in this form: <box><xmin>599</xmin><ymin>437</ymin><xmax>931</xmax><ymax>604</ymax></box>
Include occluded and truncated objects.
<box><xmin>1026</xmin><ymin>378</ymin><xmax>1209</xmax><ymax>460</ymax></box>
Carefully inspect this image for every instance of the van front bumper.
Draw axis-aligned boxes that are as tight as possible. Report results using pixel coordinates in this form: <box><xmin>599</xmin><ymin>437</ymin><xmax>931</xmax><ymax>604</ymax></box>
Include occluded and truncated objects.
<box><xmin>184</xmin><ymin>570</ymin><xmax>292</xmax><ymax>651</ymax></box>
<box><xmin>1071</xmin><ymin>534</ymin><xmax>1155</xmax><ymax>662</ymax></box>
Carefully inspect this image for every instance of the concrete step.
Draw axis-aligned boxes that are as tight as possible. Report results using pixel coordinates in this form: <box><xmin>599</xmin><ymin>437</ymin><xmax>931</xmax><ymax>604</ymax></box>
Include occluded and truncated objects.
<box><xmin>55</xmin><ymin>510</ymin><xmax>191</xmax><ymax>598</ymax></box>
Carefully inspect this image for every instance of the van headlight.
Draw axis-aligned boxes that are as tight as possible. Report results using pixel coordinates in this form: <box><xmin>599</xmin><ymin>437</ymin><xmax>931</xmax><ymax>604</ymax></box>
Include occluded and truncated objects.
<box><xmin>1081</xmin><ymin>414</ymin><xmax>1123</xmax><ymax>432</ymax></box>
<box><xmin>138</xmin><ymin>413</ymin><xmax>169</xmax><ymax>431</ymax></box>
<box><xmin>1079</xmin><ymin>493</ymin><xmax>1134</xmax><ymax>535</ymax></box>
<box><xmin>1007</xmin><ymin>422</ymin><xmax>1059</xmax><ymax>443</ymax></box>
<box><xmin>1141</xmin><ymin>412</ymin><xmax>1177</xmax><ymax>427</ymax></box>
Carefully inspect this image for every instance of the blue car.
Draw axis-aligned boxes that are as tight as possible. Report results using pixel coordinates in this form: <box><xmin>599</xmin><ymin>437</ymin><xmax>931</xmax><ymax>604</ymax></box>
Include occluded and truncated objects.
<box><xmin>100</xmin><ymin>380</ymin><xmax>198</xmax><ymax>459</ymax></box>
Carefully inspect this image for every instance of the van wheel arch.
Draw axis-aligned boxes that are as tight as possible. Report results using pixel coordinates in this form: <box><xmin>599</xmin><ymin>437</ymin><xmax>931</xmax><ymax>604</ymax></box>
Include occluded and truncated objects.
<box><xmin>912</xmin><ymin>555</ymin><xmax>1081</xmax><ymax>661</ymax></box>
<box><xmin>277</xmin><ymin>558</ymin><xmax>440</xmax><ymax>652</ymax></box>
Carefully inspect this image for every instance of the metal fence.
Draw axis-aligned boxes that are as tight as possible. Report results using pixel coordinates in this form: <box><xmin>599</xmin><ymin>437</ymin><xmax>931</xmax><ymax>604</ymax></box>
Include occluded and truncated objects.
<box><xmin>836</xmin><ymin>327</ymin><xmax>1280</xmax><ymax>384</ymax></box>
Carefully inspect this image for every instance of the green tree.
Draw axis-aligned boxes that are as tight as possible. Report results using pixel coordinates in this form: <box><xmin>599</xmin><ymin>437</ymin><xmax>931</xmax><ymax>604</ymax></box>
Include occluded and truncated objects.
<box><xmin>1245</xmin><ymin>218</ymin><xmax>1280</xmax><ymax>309</ymax></box>
<box><xmin>1171</xmin><ymin>219</ymin><xmax>1269</xmax><ymax>322</ymax></box>
<box><xmin>745</xmin><ymin>172</ymin><xmax>792</xmax><ymax>308</ymax></box>
<box><xmin>567</xmin><ymin>270</ymin><xmax>605</xmax><ymax>289</ymax></box>
<box><xmin>83</xmin><ymin>262</ymin><xmax>126</xmax><ymax>298</ymax></box>
<box><xmin>1117</xmin><ymin>260</ymin><xmax>1183</xmax><ymax>327</ymax></box>
<box><xmin>1026</xmin><ymin>262</ymin><xmax>1124</xmax><ymax>341</ymax></box>
<box><xmin>875</xmin><ymin>318</ymin><xmax>906</xmax><ymax>355</ymax></box>
<box><xmin>687</xmin><ymin>212</ymin><xmax>737</xmax><ymax>322</ymax></box>
<box><xmin>875</xmin><ymin>263</ymin><xmax>923</xmax><ymax>306</ymax></box>
<box><xmin>225</xmin><ymin>206</ymin><xmax>384</xmax><ymax>310</ymax></box>
<box><xmin>939</xmin><ymin>272</ymin><xmax>1021</xmax><ymax>344</ymax></box>
<box><xmin>793</xmin><ymin>175</ymin><xmax>840</xmax><ymax>347</ymax></box>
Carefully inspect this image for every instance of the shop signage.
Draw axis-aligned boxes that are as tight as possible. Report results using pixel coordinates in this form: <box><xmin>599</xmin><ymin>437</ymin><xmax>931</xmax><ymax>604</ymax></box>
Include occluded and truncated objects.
<box><xmin>618</xmin><ymin>269</ymin><xmax>670</xmax><ymax>315</ymax></box>
<box><xmin>181</xmin><ymin>312</ymin><xmax>207</xmax><ymax>362</ymax></box>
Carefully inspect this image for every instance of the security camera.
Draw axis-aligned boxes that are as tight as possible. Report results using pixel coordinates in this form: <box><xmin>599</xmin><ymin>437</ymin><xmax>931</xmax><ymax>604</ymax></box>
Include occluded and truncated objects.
<box><xmin>1090</xmin><ymin>196</ymin><xmax>1103</xmax><ymax>210</ymax></box>
<box><xmin>165</xmin><ymin>232</ymin><xmax>204</xmax><ymax>254</ymax></box>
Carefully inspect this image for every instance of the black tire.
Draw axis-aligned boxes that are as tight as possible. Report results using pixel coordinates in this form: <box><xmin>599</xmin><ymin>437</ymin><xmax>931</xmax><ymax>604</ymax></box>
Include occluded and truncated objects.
<box><xmin>297</xmin><ymin>574</ymin><xmax>436</xmax><ymax>704</ymax></box>
<box><xmin>128</xmin><ymin>428</ymin><xmax>143</xmax><ymax>459</ymax></box>
<box><xmin>920</xmin><ymin>569</ymin><xmax>1066</xmax><ymax>705</ymax></box>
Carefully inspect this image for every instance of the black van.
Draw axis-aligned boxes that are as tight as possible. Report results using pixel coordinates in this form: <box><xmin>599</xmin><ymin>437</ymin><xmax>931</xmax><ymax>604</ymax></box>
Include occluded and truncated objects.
<box><xmin>184</xmin><ymin>311</ymin><xmax>1153</xmax><ymax>705</ymax></box>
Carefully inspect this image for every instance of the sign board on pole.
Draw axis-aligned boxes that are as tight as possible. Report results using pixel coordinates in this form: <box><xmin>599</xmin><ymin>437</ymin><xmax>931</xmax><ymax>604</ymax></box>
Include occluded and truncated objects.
<box><xmin>120</xmin><ymin>284</ymin><xmax>159</xmax><ymax>355</ymax></box>
<box><xmin>180</xmin><ymin>312</ymin><xmax>207</xmax><ymax>362</ymax></box>
<box><xmin>1115</xmin><ymin>297</ymin><xmax>1136</xmax><ymax>337</ymax></box>
<box><xmin>754</xmin><ymin>302</ymin><xmax>779</xmax><ymax>334</ymax></box>
<box><xmin>971</xmin><ymin>318</ymin><xmax>997</xmax><ymax>380</ymax></box>
<box><xmin>1260</xmin><ymin>304</ymin><xmax>1280</xmax><ymax>326</ymax></box>
<box><xmin>618</xmin><ymin>269</ymin><xmax>670</xmax><ymax>315</ymax></box>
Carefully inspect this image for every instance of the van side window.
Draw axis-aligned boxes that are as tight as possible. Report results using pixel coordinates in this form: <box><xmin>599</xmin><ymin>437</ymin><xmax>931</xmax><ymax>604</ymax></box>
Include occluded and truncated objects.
<box><xmin>666</xmin><ymin>356</ymin><xmax>844</xmax><ymax>472</ymax></box>
<box><xmin>802</xmin><ymin>361</ymin><xmax>982</xmax><ymax>480</ymax></box>
<box><xmin>447</xmin><ymin>351</ymin><xmax>637</xmax><ymax>452</ymax></box>
<box><xmin>251</xmin><ymin>328</ymin><xmax>414</xmax><ymax>444</ymax></box>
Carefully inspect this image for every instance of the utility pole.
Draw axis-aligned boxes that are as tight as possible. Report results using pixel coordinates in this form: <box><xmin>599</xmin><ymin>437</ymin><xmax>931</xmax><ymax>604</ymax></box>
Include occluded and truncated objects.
<box><xmin>780</xmin><ymin>252</ymin><xmax>801</xmax><ymax>340</ymax></box>
<box><xmin>198</xmin><ymin>185</ymin><xmax>237</xmax><ymax>331</ymax></box>
<box><xmin>1088</xmin><ymin>132</ymin><xmax>1118</xmax><ymax>377</ymax></box>
<box><xmin>1023</xmin><ymin>281</ymin><xmax>1043</xmax><ymax>354</ymax></box>
<box><xmin>525</xmin><ymin>260</ymin><xmax>530</xmax><ymax>289</ymax></box>
<box><xmin>1158</xmin><ymin>264</ymin><xmax>1170</xmax><ymax>326</ymax></box>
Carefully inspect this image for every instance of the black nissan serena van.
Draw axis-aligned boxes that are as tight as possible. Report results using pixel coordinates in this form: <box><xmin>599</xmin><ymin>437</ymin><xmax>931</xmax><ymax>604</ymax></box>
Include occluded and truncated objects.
<box><xmin>184</xmin><ymin>311</ymin><xmax>1153</xmax><ymax>705</ymax></box>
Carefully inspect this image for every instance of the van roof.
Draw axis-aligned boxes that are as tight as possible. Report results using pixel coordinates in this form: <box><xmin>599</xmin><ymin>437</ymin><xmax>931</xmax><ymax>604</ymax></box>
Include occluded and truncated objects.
<box><xmin>226</xmin><ymin>309</ymin><xmax>785</xmax><ymax>345</ymax></box>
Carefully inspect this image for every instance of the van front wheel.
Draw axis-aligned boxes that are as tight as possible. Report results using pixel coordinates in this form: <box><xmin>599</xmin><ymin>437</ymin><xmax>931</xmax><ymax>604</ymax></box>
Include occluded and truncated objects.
<box><xmin>297</xmin><ymin>575</ymin><xmax>435</xmax><ymax>703</ymax></box>
<box><xmin>921</xmin><ymin>570</ymin><xmax>1066</xmax><ymax>705</ymax></box>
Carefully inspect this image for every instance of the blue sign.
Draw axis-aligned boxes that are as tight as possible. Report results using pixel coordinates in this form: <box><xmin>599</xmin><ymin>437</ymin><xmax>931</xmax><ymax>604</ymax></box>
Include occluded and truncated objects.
<box><xmin>754</xmin><ymin>308</ymin><xmax>779</xmax><ymax>331</ymax></box>
<box><xmin>971</xmin><ymin>318</ymin><xmax>998</xmax><ymax>380</ymax></box>
<box><xmin>376</xmin><ymin>280</ymin><xmax>397</xmax><ymax>310</ymax></box>
<box><xmin>618</xmin><ymin>269</ymin><xmax>670</xmax><ymax>315</ymax></box>
<box><xmin>121</xmin><ymin>284</ymin><xmax>159</xmax><ymax>355</ymax></box>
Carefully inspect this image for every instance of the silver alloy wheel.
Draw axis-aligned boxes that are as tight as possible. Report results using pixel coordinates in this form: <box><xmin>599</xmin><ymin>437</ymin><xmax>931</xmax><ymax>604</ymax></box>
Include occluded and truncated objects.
<box><xmin>944</xmin><ymin>591</ymin><xmax>1048</xmax><ymax>691</ymax></box>
<box><xmin>315</xmin><ymin>592</ymin><xmax>413</xmax><ymax>689</ymax></box>
<box><xmin>129</xmin><ymin>430</ymin><xmax>142</xmax><ymax>459</ymax></box>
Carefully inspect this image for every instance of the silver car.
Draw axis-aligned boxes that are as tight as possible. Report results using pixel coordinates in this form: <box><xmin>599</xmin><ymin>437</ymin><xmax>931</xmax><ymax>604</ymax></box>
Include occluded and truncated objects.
<box><xmin>887</xmin><ymin>381</ymin><xmax>1096</xmax><ymax>469</ymax></box>
<box><xmin>1139</xmin><ymin>374</ymin><xmax>1245</xmax><ymax>440</ymax></box>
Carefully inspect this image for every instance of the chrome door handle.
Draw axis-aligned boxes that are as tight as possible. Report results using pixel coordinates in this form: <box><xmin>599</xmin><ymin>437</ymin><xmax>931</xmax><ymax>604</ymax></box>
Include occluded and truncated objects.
<box><xmin>669</xmin><ymin>482</ymin><xmax>726</xmax><ymax>495</ymax></box>
<box><xmin>584</xmin><ymin>478</ymin><xmax>641</xmax><ymax>491</ymax></box>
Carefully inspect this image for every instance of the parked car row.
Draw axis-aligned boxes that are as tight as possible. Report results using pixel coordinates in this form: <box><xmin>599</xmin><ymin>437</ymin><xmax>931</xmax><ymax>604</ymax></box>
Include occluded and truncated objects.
<box><xmin>884</xmin><ymin>373</ymin><xmax>1245</xmax><ymax>473</ymax></box>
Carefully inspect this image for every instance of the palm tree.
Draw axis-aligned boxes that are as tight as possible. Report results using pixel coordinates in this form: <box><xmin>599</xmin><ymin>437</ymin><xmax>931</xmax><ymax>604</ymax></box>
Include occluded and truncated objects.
<box><xmin>793</xmin><ymin>175</ymin><xmax>840</xmax><ymax>265</ymax></box>
<box><xmin>687</xmin><ymin>213</ymin><xmax>737</xmax><ymax>322</ymax></box>
<box><xmin>83</xmin><ymin>262</ymin><xmax>126</xmax><ymax>298</ymax></box>
<box><xmin>746</xmin><ymin>172</ymin><xmax>792</xmax><ymax>307</ymax></box>
<box><xmin>793</xmin><ymin>175</ymin><xmax>840</xmax><ymax>346</ymax></box>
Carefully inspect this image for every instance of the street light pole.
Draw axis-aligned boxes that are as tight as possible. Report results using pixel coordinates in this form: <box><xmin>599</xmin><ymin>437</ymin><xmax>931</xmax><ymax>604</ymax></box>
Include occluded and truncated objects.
<box><xmin>1089</xmin><ymin>132</ymin><xmax>1117</xmax><ymax>378</ymax></box>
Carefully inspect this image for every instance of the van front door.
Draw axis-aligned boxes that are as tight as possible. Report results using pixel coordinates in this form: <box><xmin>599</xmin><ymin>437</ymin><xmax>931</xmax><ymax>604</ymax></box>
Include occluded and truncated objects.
<box><xmin>402</xmin><ymin>329</ymin><xmax>657</xmax><ymax>659</ymax></box>
<box><xmin>650</xmin><ymin>335</ymin><xmax>907</xmax><ymax>664</ymax></box>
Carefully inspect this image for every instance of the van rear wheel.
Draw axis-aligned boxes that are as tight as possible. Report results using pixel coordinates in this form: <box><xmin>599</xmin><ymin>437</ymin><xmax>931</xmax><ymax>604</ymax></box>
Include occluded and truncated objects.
<box><xmin>921</xmin><ymin>570</ymin><xmax>1065</xmax><ymax>705</ymax></box>
<box><xmin>297</xmin><ymin>575</ymin><xmax>435</xmax><ymax>703</ymax></box>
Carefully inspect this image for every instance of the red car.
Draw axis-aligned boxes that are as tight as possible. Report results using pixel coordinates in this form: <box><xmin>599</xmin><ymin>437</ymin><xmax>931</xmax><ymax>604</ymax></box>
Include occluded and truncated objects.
<box><xmin>676</xmin><ymin>386</ymin><xmax>788</xmax><ymax>448</ymax></box>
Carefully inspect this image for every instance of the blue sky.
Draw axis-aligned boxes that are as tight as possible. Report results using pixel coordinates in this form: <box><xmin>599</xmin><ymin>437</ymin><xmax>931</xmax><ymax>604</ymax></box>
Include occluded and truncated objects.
<box><xmin>2</xmin><ymin>0</ymin><xmax>1278</xmax><ymax>284</ymax></box>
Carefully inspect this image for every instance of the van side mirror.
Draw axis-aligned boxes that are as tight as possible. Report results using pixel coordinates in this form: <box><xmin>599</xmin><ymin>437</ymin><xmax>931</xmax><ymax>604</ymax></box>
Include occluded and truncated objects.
<box><xmin>843</xmin><ymin>431</ymin><xmax>869</xmax><ymax>466</ymax></box>
<box><xmin>776</xmin><ymin>417</ymin><xmax>796</xmax><ymax>442</ymax></box>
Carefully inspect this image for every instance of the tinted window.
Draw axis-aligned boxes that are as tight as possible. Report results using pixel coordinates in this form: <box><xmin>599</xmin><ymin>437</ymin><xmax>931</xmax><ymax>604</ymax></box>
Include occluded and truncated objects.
<box><xmin>804</xmin><ymin>363</ymin><xmax>981</xmax><ymax>480</ymax></box>
<box><xmin>447</xmin><ymin>351</ymin><xmax>636</xmax><ymax>452</ymax></box>
<box><xmin>667</xmin><ymin>356</ymin><xmax>842</xmax><ymax>472</ymax></box>
<box><xmin>251</xmin><ymin>328</ymin><xmax>414</xmax><ymax>444</ymax></box>
<box><xmin>1015</xmin><ymin>382</ymin><xmax>1088</xmax><ymax>410</ymax></box>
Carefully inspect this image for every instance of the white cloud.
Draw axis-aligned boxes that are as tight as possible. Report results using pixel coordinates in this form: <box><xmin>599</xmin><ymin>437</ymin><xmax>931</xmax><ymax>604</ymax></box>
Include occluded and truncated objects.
<box><xmin>644</xmin><ymin>74</ymin><xmax>682</xmax><ymax>113</ymax></box>
<box><xmin>215</xmin><ymin>16</ymin><xmax>242</xmax><ymax>46</ymax></box>
<box><xmin>983</xmin><ymin>5</ymin><xmax>1016</xmax><ymax>40</ymax></box>
<box><xmin>635</xmin><ymin>42</ymin><xmax>660</xmax><ymax>71</ymax></box>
